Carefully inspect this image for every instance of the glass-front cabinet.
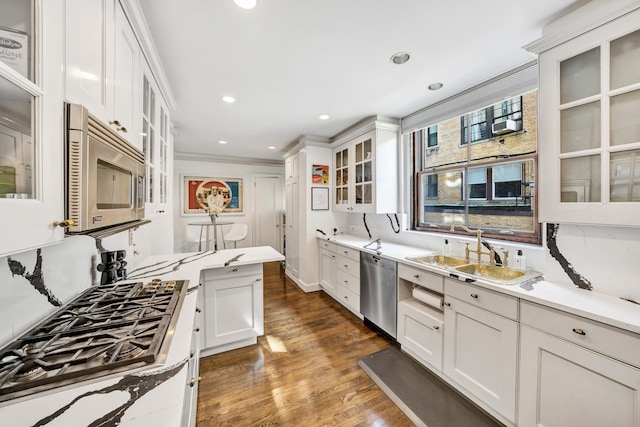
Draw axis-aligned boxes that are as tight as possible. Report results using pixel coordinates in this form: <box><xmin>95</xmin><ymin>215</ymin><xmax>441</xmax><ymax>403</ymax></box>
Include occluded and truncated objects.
<box><xmin>537</xmin><ymin>8</ymin><xmax>640</xmax><ymax>226</ymax></box>
<box><xmin>332</xmin><ymin>120</ymin><xmax>399</xmax><ymax>214</ymax></box>
<box><xmin>0</xmin><ymin>0</ymin><xmax>65</xmax><ymax>256</ymax></box>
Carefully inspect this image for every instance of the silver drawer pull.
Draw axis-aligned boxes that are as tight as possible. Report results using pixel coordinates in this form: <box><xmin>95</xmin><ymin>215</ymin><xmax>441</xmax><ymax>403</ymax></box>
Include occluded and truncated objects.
<box><xmin>413</xmin><ymin>274</ymin><xmax>420</xmax><ymax>279</ymax></box>
<box><xmin>256</xmin><ymin>278</ymin><xmax>262</xmax><ymax>282</ymax></box>
<box><xmin>232</xmin><ymin>268</ymin><xmax>238</xmax><ymax>272</ymax></box>
<box><xmin>196</xmin><ymin>307</ymin><xmax>202</xmax><ymax>313</ymax></box>
<box><xmin>344</xmin><ymin>280</ymin><xmax>349</xmax><ymax>284</ymax></box>
<box><xmin>444</xmin><ymin>302</ymin><xmax>451</xmax><ymax>307</ymax></box>
<box><xmin>344</xmin><ymin>265</ymin><xmax>348</xmax><ymax>268</ymax></box>
<box><xmin>433</xmin><ymin>325</ymin><xmax>440</xmax><ymax>330</ymax></box>
<box><xmin>470</xmin><ymin>293</ymin><xmax>478</xmax><ymax>299</ymax></box>
<box><xmin>194</xmin><ymin>327</ymin><xmax>200</xmax><ymax>332</ymax></box>
<box><xmin>187</xmin><ymin>376</ymin><xmax>202</xmax><ymax>387</ymax></box>
<box><xmin>344</xmin><ymin>251</ymin><xmax>348</xmax><ymax>254</ymax></box>
<box><xmin>572</xmin><ymin>328</ymin><xmax>586</xmax><ymax>336</ymax></box>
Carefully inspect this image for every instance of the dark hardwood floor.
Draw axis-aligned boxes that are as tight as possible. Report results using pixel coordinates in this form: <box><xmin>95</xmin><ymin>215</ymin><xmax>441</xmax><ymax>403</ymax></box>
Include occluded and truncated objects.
<box><xmin>196</xmin><ymin>262</ymin><xmax>413</xmax><ymax>426</ymax></box>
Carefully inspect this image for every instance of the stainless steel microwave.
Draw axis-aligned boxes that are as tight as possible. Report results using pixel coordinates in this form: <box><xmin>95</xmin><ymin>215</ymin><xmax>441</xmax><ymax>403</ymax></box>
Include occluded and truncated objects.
<box><xmin>65</xmin><ymin>103</ymin><xmax>145</xmax><ymax>233</ymax></box>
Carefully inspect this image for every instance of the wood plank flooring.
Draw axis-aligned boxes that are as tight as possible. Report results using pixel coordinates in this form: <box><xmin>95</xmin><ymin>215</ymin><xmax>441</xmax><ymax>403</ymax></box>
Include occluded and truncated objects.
<box><xmin>196</xmin><ymin>262</ymin><xmax>413</xmax><ymax>426</ymax></box>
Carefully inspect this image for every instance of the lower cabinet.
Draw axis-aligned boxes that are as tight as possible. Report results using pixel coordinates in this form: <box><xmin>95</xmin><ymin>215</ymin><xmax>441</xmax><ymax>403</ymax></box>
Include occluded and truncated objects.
<box><xmin>181</xmin><ymin>304</ymin><xmax>201</xmax><ymax>427</ymax></box>
<box><xmin>318</xmin><ymin>246</ymin><xmax>337</xmax><ymax>296</ymax></box>
<box><xmin>518</xmin><ymin>301</ymin><xmax>640</xmax><ymax>427</ymax></box>
<box><xmin>443</xmin><ymin>295</ymin><xmax>518</xmax><ymax>423</ymax></box>
<box><xmin>335</xmin><ymin>248</ymin><xmax>361</xmax><ymax>316</ymax></box>
<box><xmin>397</xmin><ymin>299</ymin><xmax>443</xmax><ymax>371</ymax></box>
<box><xmin>200</xmin><ymin>264</ymin><xmax>264</xmax><ymax>356</ymax></box>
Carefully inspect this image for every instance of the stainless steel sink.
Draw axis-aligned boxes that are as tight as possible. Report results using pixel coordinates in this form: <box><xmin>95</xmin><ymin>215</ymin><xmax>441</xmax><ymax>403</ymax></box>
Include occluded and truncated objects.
<box><xmin>406</xmin><ymin>255</ymin><xmax>469</xmax><ymax>267</ymax></box>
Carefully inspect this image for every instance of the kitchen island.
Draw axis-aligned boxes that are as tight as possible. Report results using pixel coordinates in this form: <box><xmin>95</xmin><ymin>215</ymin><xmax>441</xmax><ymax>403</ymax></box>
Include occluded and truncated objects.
<box><xmin>0</xmin><ymin>246</ymin><xmax>284</xmax><ymax>427</ymax></box>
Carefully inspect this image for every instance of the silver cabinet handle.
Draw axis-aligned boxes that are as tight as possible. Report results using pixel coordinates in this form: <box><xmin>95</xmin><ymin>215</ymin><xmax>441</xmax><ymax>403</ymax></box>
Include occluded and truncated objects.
<box><xmin>470</xmin><ymin>294</ymin><xmax>478</xmax><ymax>299</ymax></box>
<box><xmin>196</xmin><ymin>307</ymin><xmax>202</xmax><ymax>313</ymax></box>
<box><xmin>256</xmin><ymin>278</ymin><xmax>262</xmax><ymax>282</ymax></box>
<box><xmin>187</xmin><ymin>377</ymin><xmax>202</xmax><ymax>387</ymax></box>
<box><xmin>444</xmin><ymin>302</ymin><xmax>451</xmax><ymax>307</ymax></box>
<box><xmin>433</xmin><ymin>325</ymin><xmax>440</xmax><ymax>330</ymax></box>
<box><xmin>413</xmin><ymin>274</ymin><xmax>420</xmax><ymax>279</ymax></box>
<box><xmin>194</xmin><ymin>327</ymin><xmax>200</xmax><ymax>332</ymax></box>
<box><xmin>573</xmin><ymin>328</ymin><xmax>586</xmax><ymax>336</ymax></box>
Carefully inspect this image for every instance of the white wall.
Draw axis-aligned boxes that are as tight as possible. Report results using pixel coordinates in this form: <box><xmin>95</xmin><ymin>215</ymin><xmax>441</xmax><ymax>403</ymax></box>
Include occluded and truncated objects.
<box><xmin>173</xmin><ymin>157</ymin><xmax>284</xmax><ymax>253</ymax></box>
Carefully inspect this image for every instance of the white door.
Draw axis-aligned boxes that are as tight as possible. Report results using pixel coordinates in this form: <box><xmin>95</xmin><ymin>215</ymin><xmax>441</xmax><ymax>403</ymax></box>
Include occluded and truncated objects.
<box><xmin>254</xmin><ymin>176</ymin><xmax>282</xmax><ymax>251</ymax></box>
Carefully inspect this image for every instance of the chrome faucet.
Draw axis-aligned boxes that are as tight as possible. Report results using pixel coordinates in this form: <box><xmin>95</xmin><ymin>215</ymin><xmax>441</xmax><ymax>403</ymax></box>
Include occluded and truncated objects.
<box><xmin>449</xmin><ymin>223</ymin><xmax>495</xmax><ymax>264</ymax></box>
<box><xmin>364</xmin><ymin>238</ymin><xmax>382</xmax><ymax>254</ymax></box>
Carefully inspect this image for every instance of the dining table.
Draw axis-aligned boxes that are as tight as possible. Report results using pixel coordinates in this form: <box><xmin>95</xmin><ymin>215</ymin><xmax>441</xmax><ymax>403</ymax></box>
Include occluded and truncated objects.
<box><xmin>188</xmin><ymin>220</ymin><xmax>234</xmax><ymax>251</ymax></box>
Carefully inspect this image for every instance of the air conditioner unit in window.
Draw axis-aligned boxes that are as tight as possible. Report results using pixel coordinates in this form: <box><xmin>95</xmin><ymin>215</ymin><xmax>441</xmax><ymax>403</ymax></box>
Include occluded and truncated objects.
<box><xmin>492</xmin><ymin>119</ymin><xmax>519</xmax><ymax>135</ymax></box>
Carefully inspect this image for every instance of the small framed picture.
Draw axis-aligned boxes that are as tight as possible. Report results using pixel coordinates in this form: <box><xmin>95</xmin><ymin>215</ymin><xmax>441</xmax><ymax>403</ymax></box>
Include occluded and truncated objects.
<box><xmin>311</xmin><ymin>187</ymin><xmax>329</xmax><ymax>210</ymax></box>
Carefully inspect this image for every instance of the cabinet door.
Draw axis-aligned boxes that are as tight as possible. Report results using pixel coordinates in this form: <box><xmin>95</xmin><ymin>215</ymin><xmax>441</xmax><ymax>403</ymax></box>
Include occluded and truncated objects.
<box><xmin>398</xmin><ymin>299</ymin><xmax>444</xmax><ymax>371</ymax></box>
<box><xmin>202</xmin><ymin>274</ymin><xmax>263</xmax><ymax>351</ymax></box>
<box><xmin>285</xmin><ymin>180</ymin><xmax>299</xmax><ymax>276</ymax></box>
<box><xmin>443</xmin><ymin>296</ymin><xmax>518</xmax><ymax>422</ymax></box>
<box><xmin>519</xmin><ymin>325</ymin><xmax>640</xmax><ymax>427</ymax></box>
<box><xmin>65</xmin><ymin>0</ymin><xmax>114</xmax><ymax>124</ymax></box>
<box><xmin>538</xmin><ymin>9</ymin><xmax>640</xmax><ymax>225</ymax></box>
<box><xmin>319</xmin><ymin>247</ymin><xmax>336</xmax><ymax>296</ymax></box>
<box><xmin>352</xmin><ymin>131</ymin><xmax>375</xmax><ymax>213</ymax></box>
<box><xmin>333</xmin><ymin>144</ymin><xmax>350</xmax><ymax>211</ymax></box>
<box><xmin>113</xmin><ymin>2</ymin><xmax>139</xmax><ymax>147</ymax></box>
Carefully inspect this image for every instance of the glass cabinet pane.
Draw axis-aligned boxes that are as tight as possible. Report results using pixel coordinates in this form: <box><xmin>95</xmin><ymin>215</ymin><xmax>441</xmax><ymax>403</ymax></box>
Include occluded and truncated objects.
<box><xmin>610</xmin><ymin>29</ymin><xmax>640</xmax><ymax>90</ymax></box>
<box><xmin>610</xmin><ymin>149</ymin><xmax>640</xmax><ymax>202</ymax></box>
<box><xmin>363</xmin><ymin>161</ymin><xmax>372</xmax><ymax>182</ymax></box>
<box><xmin>341</xmin><ymin>148</ymin><xmax>348</xmax><ymax>167</ymax></box>
<box><xmin>363</xmin><ymin>139</ymin><xmax>372</xmax><ymax>160</ymax></box>
<box><xmin>335</xmin><ymin>151</ymin><xmax>340</xmax><ymax>167</ymax></box>
<box><xmin>560</xmin><ymin>155</ymin><xmax>601</xmax><ymax>202</ymax></box>
<box><xmin>561</xmin><ymin>101</ymin><xmax>601</xmax><ymax>153</ymax></box>
<box><xmin>560</xmin><ymin>47</ymin><xmax>600</xmax><ymax>104</ymax></box>
<box><xmin>0</xmin><ymin>76</ymin><xmax>34</xmax><ymax>199</ymax></box>
<box><xmin>0</xmin><ymin>1</ymin><xmax>34</xmax><ymax>81</ymax></box>
<box><xmin>356</xmin><ymin>163</ymin><xmax>362</xmax><ymax>183</ymax></box>
<box><xmin>610</xmin><ymin>89</ymin><xmax>640</xmax><ymax>146</ymax></box>
<box><xmin>355</xmin><ymin>142</ymin><xmax>362</xmax><ymax>162</ymax></box>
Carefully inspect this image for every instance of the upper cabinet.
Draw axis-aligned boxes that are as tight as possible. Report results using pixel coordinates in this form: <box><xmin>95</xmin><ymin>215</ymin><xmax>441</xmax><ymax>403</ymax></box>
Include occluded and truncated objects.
<box><xmin>534</xmin><ymin>5</ymin><xmax>640</xmax><ymax>226</ymax></box>
<box><xmin>66</xmin><ymin>0</ymin><xmax>140</xmax><ymax>149</ymax></box>
<box><xmin>0</xmin><ymin>0</ymin><xmax>66</xmax><ymax>257</ymax></box>
<box><xmin>332</xmin><ymin>119</ymin><xmax>399</xmax><ymax>213</ymax></box>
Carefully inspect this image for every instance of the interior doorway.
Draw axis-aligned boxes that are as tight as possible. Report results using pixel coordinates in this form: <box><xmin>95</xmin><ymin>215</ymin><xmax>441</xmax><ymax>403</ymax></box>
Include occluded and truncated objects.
<box><xmin>253</xmin><ymin>175</ymin><xmax>283</xmax><ymax>252</ymax></box>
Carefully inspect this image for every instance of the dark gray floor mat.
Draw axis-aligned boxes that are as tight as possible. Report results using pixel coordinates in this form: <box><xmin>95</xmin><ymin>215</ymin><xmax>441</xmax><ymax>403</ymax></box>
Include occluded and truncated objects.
<box><xmin>358</xmin><ymin>347</ymin><xmax>504</xmax><ymax>427</ymax></box>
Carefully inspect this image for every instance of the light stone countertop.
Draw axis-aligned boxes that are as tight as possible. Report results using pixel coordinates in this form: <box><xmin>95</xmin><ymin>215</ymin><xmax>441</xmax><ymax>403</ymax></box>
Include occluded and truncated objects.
<box><xmin>320</xmin><ymin>235</ymin><xmax>640</xmax><ymax>335</ymax></box>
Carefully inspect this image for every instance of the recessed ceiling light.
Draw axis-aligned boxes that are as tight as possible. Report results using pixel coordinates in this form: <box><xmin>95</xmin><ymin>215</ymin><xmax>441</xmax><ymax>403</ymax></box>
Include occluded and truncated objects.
<box><xmin>428</xmin><ymin>82</ymin><xmax>444</xmax><ymax>91</ymax></box>
<box><xmin>221</xmin><ymin>96</ymin><xmax>236</xmax><ymax>103</ymax></box>
<box><xmin>268</xmin><ymin>146</ymin><xmax>276</xmax><ymax>150</ymax></box>
<box><xmin>318</xmin><ymin>114</ymin><xmax>330</xmax><ymax>120</ymax></box>
<box><xmin>218</xmin><ymin>140</ymin><xmax>228</xmax><ymax>144</ymax></box>
<box><xmin>233</xmin><ymin>0</ymin><xmax>256</xmax><ymax>9</ymax></box>
<box><xmin>390</xmin><ymin>52</ymin><xmax>411</xmax><ymax>65</ymax></box>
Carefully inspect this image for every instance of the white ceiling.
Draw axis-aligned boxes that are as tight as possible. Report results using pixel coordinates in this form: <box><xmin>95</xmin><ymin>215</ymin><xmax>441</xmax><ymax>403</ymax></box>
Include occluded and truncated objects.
<box><xmin>138</xmin><ymin>0</ymin><xmax>585</xmax><ymax>161</ymax></box>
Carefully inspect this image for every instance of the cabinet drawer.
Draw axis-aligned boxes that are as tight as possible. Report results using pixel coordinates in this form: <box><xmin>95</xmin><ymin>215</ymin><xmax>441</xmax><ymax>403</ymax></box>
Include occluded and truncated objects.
<box><xmin>336</xmin><ymin>244</ymin><xmax>359</xmax><ymax>262</ymax></box>
<box><xmin>521</xmin><ymin>301</ymin><xmax>640</xmax><ymax>368</ymax></box>
<box><xmin>337</xmin><ymin>255</ymin><xmax>360</xmax><ymax>278</ymax></box>
<box><xmin>444</xmin><ymin>278</ymin><xmax>518</xmax><ymax>320</ymax></box>
<box><xmin>336</xmin><ymin>269</ymin><xmax>359</xmax><ymax>295</ymax></box>
<box><xmin>318</xmin><ymin>240</ymin><xmax>336</xmax><ymax>252</ymax></box>
<box><xmin>398</xmin><ymin>263</ymin><xmax>444</xmax><ymax>294</ymax></box>
<box><xmin>337</xmin><ymin>284</ymin><xmax>360</xmax><ymax>313</ymax></box>
<box><xmin>204</xmin><ymin>264</ymin><xmax>262</xmax><ymax>281</ymax></box>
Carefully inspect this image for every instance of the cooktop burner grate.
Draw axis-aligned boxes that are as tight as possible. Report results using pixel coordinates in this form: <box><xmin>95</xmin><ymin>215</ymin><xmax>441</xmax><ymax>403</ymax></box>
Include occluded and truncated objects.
<box><xmin>0</xmin><ymin>279</ymin><xmax>187</xmax><ymax>402</ymax></box>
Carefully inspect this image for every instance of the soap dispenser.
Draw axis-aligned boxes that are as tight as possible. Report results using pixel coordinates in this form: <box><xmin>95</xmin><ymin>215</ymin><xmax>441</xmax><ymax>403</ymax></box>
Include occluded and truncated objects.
<box><xmin>514</xmin><ymin>250</ymin><xmax>526</xmax><ymax>270</ymax></box>
<box><xmin>442</xmin><ymin>239</ymin><xmax>451</xmax><ymax>255</ymax></box>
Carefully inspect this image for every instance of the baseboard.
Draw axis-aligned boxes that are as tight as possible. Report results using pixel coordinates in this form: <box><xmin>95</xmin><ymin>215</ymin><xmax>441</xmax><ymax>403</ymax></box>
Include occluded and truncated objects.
<box><xmin>284</xmin><ymin>270</ymin><xmax>321</xmax><ymax>293</ymax></box>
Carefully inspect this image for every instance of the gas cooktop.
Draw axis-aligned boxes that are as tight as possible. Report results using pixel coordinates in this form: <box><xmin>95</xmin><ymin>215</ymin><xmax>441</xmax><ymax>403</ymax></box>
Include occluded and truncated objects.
<box><xmin>0</xmin><ymin>279</ymin><xmax>187</xmax><ymax>403</ymax></box>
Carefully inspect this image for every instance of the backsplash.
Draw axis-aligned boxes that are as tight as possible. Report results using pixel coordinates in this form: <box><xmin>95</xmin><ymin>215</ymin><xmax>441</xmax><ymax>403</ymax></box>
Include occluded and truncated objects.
<box><xmin>340</xmin><ymin>213</ymin><xmax>640</xmax><ymax>303</ymax></box>
<box><xmin>0</xmin><ymin>231</ymin><xmax>137</xmax><ymax>347</ymax></box>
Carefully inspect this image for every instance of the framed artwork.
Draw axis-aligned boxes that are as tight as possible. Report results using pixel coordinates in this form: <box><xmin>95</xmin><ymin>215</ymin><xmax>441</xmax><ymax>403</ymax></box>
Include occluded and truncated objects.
<box><xmin>183</xmin><ymin>176</ymin><xmax>243</xmax><ymax>214</ymax></box>
<box><xmin>312</xmin><ymin>164</ymin><xmax>329</xmax><ymax>184</ymax></box>
<box><xmin>311</xmin><ymin>187</ymin><xmax>329</xmax><ymax>210</ymax></box>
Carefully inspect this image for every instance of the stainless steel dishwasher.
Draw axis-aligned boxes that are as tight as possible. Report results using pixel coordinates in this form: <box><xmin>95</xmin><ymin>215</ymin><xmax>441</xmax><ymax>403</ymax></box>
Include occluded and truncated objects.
<box><xmin>360</xmin><ymin>252</ymin><xmax>397</xmax><ymax>339</ymax></box>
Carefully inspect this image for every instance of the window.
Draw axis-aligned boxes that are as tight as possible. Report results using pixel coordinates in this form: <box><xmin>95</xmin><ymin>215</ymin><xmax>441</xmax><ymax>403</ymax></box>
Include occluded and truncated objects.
<box><xmin>413</xmin><ymin>90</ymin><xmax>539</xmax><ymax>244</ymax></box>
<box><xmin>461</xmin><ymin>96</ymin><xmax>523</xmax><ymax>145</ymax></box>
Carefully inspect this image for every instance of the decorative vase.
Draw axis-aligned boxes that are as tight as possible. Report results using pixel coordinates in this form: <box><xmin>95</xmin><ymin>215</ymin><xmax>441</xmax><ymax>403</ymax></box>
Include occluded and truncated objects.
<box><xmin>210</xmin><ymin>215</ymin><xmax>217</xmax><ymax>224</ymax></box>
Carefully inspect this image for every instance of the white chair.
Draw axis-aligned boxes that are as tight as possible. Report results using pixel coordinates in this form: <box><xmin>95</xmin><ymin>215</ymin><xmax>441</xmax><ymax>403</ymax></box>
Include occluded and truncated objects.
<box><xmin>185</xmin><ymin>224</ymin><xmax>209</xmax><ymax>252</ymax></box>
<box><xmin>223</xmin><ymin>223</ymin><xmax>248</xmax><ymax>249</ymax></box>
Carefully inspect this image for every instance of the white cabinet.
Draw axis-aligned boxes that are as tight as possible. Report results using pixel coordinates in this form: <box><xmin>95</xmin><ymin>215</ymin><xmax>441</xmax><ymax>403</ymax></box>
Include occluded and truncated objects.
<box><xmin>318</xmin><ymin>242</ymin><xmax>337</xmax><ymax>296</ymax></box>
<box><xmin>200</xmin><ymin>264</ymin><xmax>264</xmax><ymax>357</ymax></box>
<box><xmin>443</xmin><ymin>279</ymin><xmax>518</xmax><ymax>423</ymax></box>
<box><xmin>334</xmin><ymin>244</ymin><xmax>361</xmax><ymax>315</ymax></box>
<box><xmin>285</xmin><ymin>152</ymin><xmax>298</xmax><ymax>182</ymax></box>
<box><xmin>535</xmin><ymin>7</ymin><xmax>640</xmax><ymax>226</ymax></box>
<box><xmin>0</xmin><ymin>0</ymin><xmax>65</xmax><ymax>257</ymax></box>
<box><xmin>332</xmin><ymin>119</ymin><xmax>399</xmax><ymax>213</ymax></box>
<box><xmin>285</xmin><ymin>179</ymin><xmax>299</xmax><ymax>277</ymax></box>
<box><xmin>65</xmin><ymin>0</ymin><xmax>140</xmax><ymax>148</ymax></box>
<box><xmin>519</xmin><ymin>301</ymin><xmax>640</xmax><ymax>427</ymax></box>
<box><xmin>181</xmin><ymin>300</ymin><xmax>202</xmax><ymax>427</ymax></box>
<box><xmin>397</xmin><ymin>299</ymin><xmax>444</xmax><ymax>371</ymax></box>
